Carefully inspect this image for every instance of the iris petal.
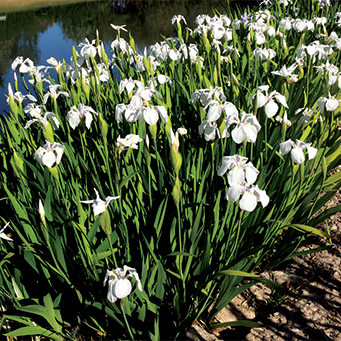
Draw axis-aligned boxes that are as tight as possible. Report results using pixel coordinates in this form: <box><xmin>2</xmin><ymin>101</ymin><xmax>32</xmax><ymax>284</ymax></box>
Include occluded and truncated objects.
<box><xmin>239</xmin><ymin>192</ymin><xmax>257</xmax><ymax>212</ymax></box>
<box><xmin>114</xmin><ymin>278</ymin><xmax>132</xmax><ymax>299</ymax></box>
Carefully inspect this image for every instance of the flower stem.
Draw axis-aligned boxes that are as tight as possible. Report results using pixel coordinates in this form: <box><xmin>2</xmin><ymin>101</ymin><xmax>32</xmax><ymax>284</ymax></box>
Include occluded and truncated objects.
<box><xmin>107</xmin><ymin>234</ymin><xmax>118</xmax><ymax>268</ymax></box>
<box><xmin>121</xmin><ymin>299</ymin><xmax>135</xmax><ymax>341</ymax></box>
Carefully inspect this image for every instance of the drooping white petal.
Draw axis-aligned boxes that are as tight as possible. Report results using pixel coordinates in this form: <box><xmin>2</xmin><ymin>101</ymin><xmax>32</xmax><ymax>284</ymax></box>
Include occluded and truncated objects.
<box><xmin>139</xmin><ymin>89</ymin><xmax>154</xmax><ymax>101</ymax></box>
<box><xmin>207</xmin><ymin>102</ymin><xmax>222</xmax><ymax>122</ymax></box>
<box><xmin>279</xmin><ymin>140</ymin><xmax>293</xmax><ymax>156</ymax></box>
<box><xmin>107</xmin><ymin>278</ymin><xmax>118</xmax><ymax>303</ymax></box>
<box><xmin>198</xmin><ymin>121</ymin><xmax>207</xmax><ymax>136</ymax></box>
<box><xmin>42</xmin><ymin>151</ymin><xmax>56</xmax><ymax>168</ymax></box>
<box><xmin>217</xmin><ymin>158</ymin><xmax>230</xmax><ymax>176</ymax></box>
<box><xmin>256</xmin><ymin>92</ymin><xmax>268</xmax><ymax>108</ymax></box>
<box><xmin>105</xmin><ymin>196</ymin><xmax>121</xmax><ymax>206</ymax></box>
<box><xmin>115</xmin><ymin>104</ymin><xmax>126</xmax><ymax>122</ymax></box>
<box><xmin>228</xmin><ymin>167</ymin><xmax>245</xmax><ymax>186</ymax></box>
<box><xmin>317</xmin><ymin>97</ymin><xmax>327</xmax><ymax>113</ymax></box>
<box><xmin>156</xmin><ymin>106</ymin><xmax>168</xmax><ymax>123</ymax></box>
<box><xmin>24</xmin><ymin>119</ymin><xmax>38</xmax><ymax>129</ymax></box>
<box><xmin>245</xmin><ymin>165</ymin><xmax>259</xmax><ymax>185</ymax></box>
<box><xmin>53</xmin><ymin>143</ymin><xmax>65</xmax><ymax>164</ymax></box>
<box><xmin>239</xmin><ymin>192</ymin><xmax>257</xmax><ymax>212</ymax></box>
<box><xmin>204</xmin><ymin>125</ymin><xmax>217</xmax><ymax>141</ymax></box>
<box><xmin>274</xmin><ymin>93</ymin><xmax>288</xmax><ymax>108</ymax></box>
<box><xmin>114</xmin><ymin>278</ymin><xmax>132</xmax><ymax>299</ymax></box>
<box><xmin>169</xmin><ymin>49</ymin><xmax>181</xmax><ymax>61</ymax></box>
<box><xmin>253</xmin><ymin>186</ymin><xmax>269</xmax><ymax>208</ymax></box>
<box><xmin>79</xmin><ymin>199</ymin><xmax>95</xmax><ymax>204</ymax></box>
<box><xmin>265</xmin><ymin>100</ymin><xmax>279</xmax><ymax>118</ymax></box>
<box><xmin>143</xmin><ymin>107</ymin><xmax>159</xmax><ymax>126</ymax></box>
<box><xmin>125</xmin><ymin>81</ymin><xmax>135</xmax><ymax>95</ymax></box>
<box><xmin>255</xmin><ymin>32</ymin><xmax>266</xmax><ymax>45</ymax></box>
<box><xmin>34</xmin><ymin>147</ymin><xmax>45</xmax><ymax>164</ymax></box>
<box><xmin>84</xmin><ymin>112</ymin><xmax>93</xmax><ymax>129</ymax></box>
<box><xmin>212</xmin><ymin>24</ymin><xmax>225</xmax><ymax>40</ymax></box>
<box><xmin>103</xmin><ymin>269</ymin><xmax>115</xmax><ymax>286</ymax></box>
<box><xmin>306</xmin><ymin>145</ymin><xmax>318</xmax><ymax>160</ymax></box>
<box><xmin>325</xmin><ymin>97</ymin><xmax>339</xmax><ymax>111</ymax></box>
<box><xmin>125</xmin><ymin>107</ymin><xmax>140</xmax><ymax>123</ymax></box>
<box><xmin>0</xmin><ymin>232</ymin><xmax>13</xmax><ymax>241</ymax></box>
<box><xmin>125</xmin><ymin>266</ymin><xmax>143</xmax><ymax>292</ymax></box>
<box><xmin>226</xmin><ymin>184</ymin><xmax>243</xmax><ymax>202</ymax></box>
<box><xmin>231</xmin><ymin>126</ymin><xmax>245</xmax><ymax>144</ymax></box>
<box><xmin>92</xmin><ymin>201</ymin><xmax>106</xmax><ymax>216</ymax></box>
<box><xmin>291</xmin><ymin>146</ymin><xmax>305</xmax><ymax>164</ymax></box>
<box><xmin>39</xmin><ymin>115</ymin><xmax>49</xmax><ymax>126</ymax></box>
<box><xmin>221</xmin><ymin>126</ymin><xmax>230</xmax><ymax>139</ymax></box>
<box><xmin>224</xmin><ymin>102</ymin><xmax>238</xmax><ymax>117</ymax></box>
<box><xmin>242</xmin><ymin>125</ymin><xmax>258</xmax><ymax>143</ymax></box>
<box><xmin>130</xmin><ymin>95</ymin><xmax>143</xmax><ymax>107</ymax></box>
<box><xmin>67</xmin><ymin>111</ymin><xmax>80</xmax><ymax>130</ymax></box>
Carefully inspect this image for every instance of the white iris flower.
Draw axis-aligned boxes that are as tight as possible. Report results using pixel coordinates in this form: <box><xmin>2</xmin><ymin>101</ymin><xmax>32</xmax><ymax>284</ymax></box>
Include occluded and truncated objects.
<box><xmin>34</xmin><ymin>141</ymin><xmax>64</xmax><ymax>168</ymax></box>
<box><xmin>225</xmin><ymin>111</ymin><xmax>261</xmax><ymax>144</ymax></box>
<box><xmin>103</xmin><ymin>266</ymin><xmax>142</xmax><ymax>303</ymax></box>
<box><xmin>224</xmin><ymin>182</ymin><xmax>269</xmax><ymax>212</ymax></box>
<box><xmin>198</xmin><ymin>120</ymin><xmax>225</xmax><ymax>141</ymax></box>
<box><xmin>253</xmin><ymin>47</ymin><xmax>276</xmax><ymax>61</ymax></box>
<box><xmin>279</xmin><ymin>139</ymin><xmax>318</xmax><ymax>164</ymax></box>
<box><xmin>317</xmin><ymin>94</ymin><xmax>340</xmax><ymax>113</ymax></box>
<box><xmin>116</xmin><ymin>134</ymin><xmax>143</xmax><ymax>151</ymax></box>
<box><xmin>271</xmin><ymin>64</ymin><xmax>298</xmax><ymax>79</ymax></box>
<box><xmin>204</xmin><ymin>100</ymin><xmax>238</xmax><ymax>122</ymax></box>
<box><xmin>218</xmin><ymin>155</ymin><xmax>268</xmax><ymax>212</ymax></box>
<box><xmin>43</xmin><ymin>84</ymin><xmax>70</xmax><ymax>104</ymax></box>
<box><xmin>24</xmin><ymin>103</ymin><xmax>59</xmax><ymax>129</ymax></box>
<box><xmin>217</xmin><ymin>155</ymin><xmax>259</xmax><ymax>186</ymax></box>
<box><xmin>80</xmin><ymin>188</ymin><xmax>120</xmax><ymax>216</ymax></box>
<box><xmin>67</xmin><ymin>104</ymin><xmax>98</xmax><ymax>130</ymax></box>
<box><xmin>171</xmin><ymin>15</ymin><xmax>187</xmax><ymax>26</ymax></box>
<box><xmin>251</xmin><ymin>85</ymin><xmax>288</xmax><ymax>118</ymax></box>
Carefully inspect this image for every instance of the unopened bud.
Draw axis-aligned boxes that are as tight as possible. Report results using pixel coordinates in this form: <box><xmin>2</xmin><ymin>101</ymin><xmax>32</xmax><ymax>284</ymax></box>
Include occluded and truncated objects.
<box><xmin>101</xmin><ymin>47</ymin><xmax>109</xmax><ymax>68</ymax></box>
<box><xmin>39</xmin><ymin>199</ymin><xmax>46</xmax><ymax>227</ymax></box>
<box><xmin>172</xmin><ymin>176</ymin><xmax>181</xmax><ymax>206</ymax></box>
<box><xmin>43</xmin><ymin>122</ymin><xmax>54</xmax><ymax>143</ymax></box>
<box><xmin>13</xmin><ymin>149</ymin><xmax>23</xmax><ymax>172</ymax></box>
<box><xmin>82</xmin><ymin>77</ymin><xmax>90</xmax><ymax>101</ymax></box>
<box><xmin>39</xmin><ymin>199</ymin><xmax>49</xmax><ymax>245</ymax></box>
<box><xmin>149</xmin><ymin>123</ymin><xmax>157</xmax><ymax>141</ymax></box>
<box><xmin>145</xmin><ymin>134</ymin><xmax>150</xmax><ymax>148</ymax></box>
<box><xmin>100</xmin><ymin>208</ymin><xmax>112</xmax><ymax>237</ymax></box>
<box><xmin>170</xmin><ymin>127</ymin><xmax>187</xmax><ymax>152</ymax></box>
<box><xmin>98</xmin><ymin>112</ymin><xmax>108</xmax><ymax>141</ymax></box>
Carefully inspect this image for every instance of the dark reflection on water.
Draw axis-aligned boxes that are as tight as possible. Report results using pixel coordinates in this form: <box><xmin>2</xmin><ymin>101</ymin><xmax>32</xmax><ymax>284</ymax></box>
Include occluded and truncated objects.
<box><xmin>0</xmin><ymin>0</ymin><xmax>254</xmax><ymax>111</ymax></box>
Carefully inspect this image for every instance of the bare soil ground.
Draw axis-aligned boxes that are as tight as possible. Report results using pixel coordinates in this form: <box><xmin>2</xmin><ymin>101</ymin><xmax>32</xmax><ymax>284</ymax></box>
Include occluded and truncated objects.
<box><xmin>187</xmin><ymin>192</ymin><xmax>341</xmax><ymax>341</ymax></box>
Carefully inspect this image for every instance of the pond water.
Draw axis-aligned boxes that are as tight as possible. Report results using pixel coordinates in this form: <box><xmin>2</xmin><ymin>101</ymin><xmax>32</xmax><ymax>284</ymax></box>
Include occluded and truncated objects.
<box><xmin>0</xmin><ymin>0</ymin><xmax>254</xmax><ymax>113</ymax></box>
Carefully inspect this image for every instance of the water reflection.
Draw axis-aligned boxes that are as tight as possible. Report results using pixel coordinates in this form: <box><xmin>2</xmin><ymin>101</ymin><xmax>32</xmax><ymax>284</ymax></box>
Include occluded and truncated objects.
<box><xmin>0</xmin><ymin>0</ymin><xmax>249</xmax><ymax>111</ymax></box>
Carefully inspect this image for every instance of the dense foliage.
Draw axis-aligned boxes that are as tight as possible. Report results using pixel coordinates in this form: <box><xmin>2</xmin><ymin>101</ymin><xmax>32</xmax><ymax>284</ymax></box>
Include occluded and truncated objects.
<box><xmin>1</xmin><ymin>0</ymin><xmax>341</xmax><ymax>339</ymax></box>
